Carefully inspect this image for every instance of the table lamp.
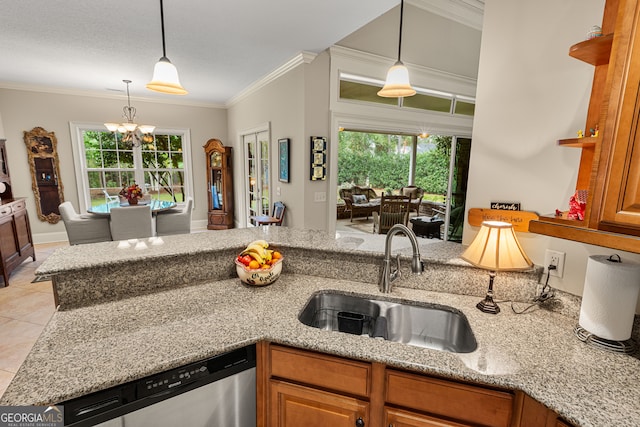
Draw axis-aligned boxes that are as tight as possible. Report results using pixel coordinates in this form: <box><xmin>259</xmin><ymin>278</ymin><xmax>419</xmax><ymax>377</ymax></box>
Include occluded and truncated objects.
<box><xmin>461</xmin><ymin>221</ymin><xmax>533</xmax><ymax>314</ymax></box>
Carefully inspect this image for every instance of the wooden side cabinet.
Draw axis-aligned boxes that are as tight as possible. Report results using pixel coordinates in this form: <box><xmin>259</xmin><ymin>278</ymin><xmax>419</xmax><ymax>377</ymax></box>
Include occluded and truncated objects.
<box><xmin>0</xmin><ymin>198</ymin><xmax>35</xmax><ymax>287</ymax></box>
<box><xmin>204</xmin><ymin>138</ymin><xmax>234</xmax><ymax>230</ymax></box>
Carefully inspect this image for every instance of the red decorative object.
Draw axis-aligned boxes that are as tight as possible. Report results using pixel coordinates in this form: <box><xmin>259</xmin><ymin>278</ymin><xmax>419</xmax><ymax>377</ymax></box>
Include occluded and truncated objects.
<box><xmin>567</xmin><ymin>190</ymin><xmax>588</xmax><ymax>220</ymax></box>
<box><xmin>119</xmin><ymin>182</ymin><xmax>143</xmax><ymax>203</ymax></box>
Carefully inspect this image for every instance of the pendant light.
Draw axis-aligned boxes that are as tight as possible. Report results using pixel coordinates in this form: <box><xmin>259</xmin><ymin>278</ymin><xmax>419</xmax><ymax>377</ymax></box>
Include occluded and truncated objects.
<box><xmin>377</xmin><ymin>0</ymin><xmax>416</xmax><ymax>98</ymax></box>
<box><xmin>146</xmin><ymin>0</ymin><xmax>188</xmax><ymax>95</ymax></box>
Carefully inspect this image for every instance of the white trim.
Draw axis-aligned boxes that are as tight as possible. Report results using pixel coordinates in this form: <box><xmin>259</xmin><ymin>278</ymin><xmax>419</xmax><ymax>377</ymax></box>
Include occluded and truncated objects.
<box><xmin>226</xmin><ymin>52</ymin><xmax>317</xmax><ymax>107</ymax></box>
<box><xmin>408</xmin><ymin>0</ymin><xmax>484</xmax><ymax>31</ymax></box>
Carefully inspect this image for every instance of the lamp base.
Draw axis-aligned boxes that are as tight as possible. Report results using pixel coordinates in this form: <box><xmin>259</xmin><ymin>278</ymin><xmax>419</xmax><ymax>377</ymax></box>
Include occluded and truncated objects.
<box><xmin>476</xmin><ymin>295</ymin><xmax>500</xmax><ymax>314</ymax></box>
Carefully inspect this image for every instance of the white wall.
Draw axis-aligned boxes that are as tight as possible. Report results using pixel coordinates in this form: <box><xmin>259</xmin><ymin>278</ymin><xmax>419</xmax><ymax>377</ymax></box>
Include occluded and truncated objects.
<box><xmin>226</xmin><ymin>53</ymin><xmax>332</xmax><ymax>231</ymax></box>
<box><xmin>467</xmin><ymin>0</ymin><xmax>640</xmax><ymax>312</ymax></box>
<box><xmin>0</xmin><ymin>88</ymin><xmax>226</xmax><ymax>242</ymax></box>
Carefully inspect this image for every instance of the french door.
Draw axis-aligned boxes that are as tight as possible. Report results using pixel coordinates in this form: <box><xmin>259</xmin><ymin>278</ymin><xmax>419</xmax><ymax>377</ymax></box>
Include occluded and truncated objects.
<box><xmin>244</xmin><ymin>129</ymin><xmax>270</xmax><ymax>224</ymax></box>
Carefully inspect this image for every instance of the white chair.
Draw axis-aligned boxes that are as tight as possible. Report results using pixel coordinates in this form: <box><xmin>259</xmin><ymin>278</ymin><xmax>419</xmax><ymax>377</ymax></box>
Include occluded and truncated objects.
<box><xmin>59</xmin><ymin>202</ymin><xmax>112</xmax><ymax>245</ymax></box>
<box><xmin>155</xmin><ymin>197</ymin><xmax>193</xmax><ymax>236</ymax></box>
<box><xmin>109</xmin><ymin>206</ymin><xmax>153</xmax><ymax>241</ymax></box>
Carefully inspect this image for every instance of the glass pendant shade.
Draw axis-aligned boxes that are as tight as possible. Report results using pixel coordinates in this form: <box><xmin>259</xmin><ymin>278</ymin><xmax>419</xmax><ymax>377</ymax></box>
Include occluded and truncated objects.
<box><xmin>147</xmin><ymin>57</ymin><xmax>188</xmax><ymax>95</ymax></box>
<box><xmin>377</xmin><ymin>61</ymin><xmax>416</xmax><ymax>98</ymax></box>
<box><xmin>104</xmin><ymin>123</ymin><xmax>119</xmax><ymax>132</ymax></box>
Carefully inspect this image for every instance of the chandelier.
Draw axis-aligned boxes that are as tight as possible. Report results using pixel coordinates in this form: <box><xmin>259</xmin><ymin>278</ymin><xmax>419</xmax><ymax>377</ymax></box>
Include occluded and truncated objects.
<box><xmin>104</xmin><ymin>80</ymin><xmax>155</xmax><ymax>147</ymax></box>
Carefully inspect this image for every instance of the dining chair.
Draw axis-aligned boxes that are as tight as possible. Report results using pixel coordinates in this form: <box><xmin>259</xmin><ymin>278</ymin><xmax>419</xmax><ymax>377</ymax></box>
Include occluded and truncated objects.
<box><xmin>156</xmin><ymin>197</ymin><xmax>193</xmax><ymax>236</ymax></box>
<box><xmin>109</xmin><ymin>206</ymin><xmax>153</xmax><ymax>241</ymax></box>
<box><xmin>59</xmin><ymin>201</ymin><xmax>112</xmax><ymax>245</ymax></box>
<box><xmin>253</xmin><ymin>201</ymin><xmax>286</xmax><ymax>226</ymax></box>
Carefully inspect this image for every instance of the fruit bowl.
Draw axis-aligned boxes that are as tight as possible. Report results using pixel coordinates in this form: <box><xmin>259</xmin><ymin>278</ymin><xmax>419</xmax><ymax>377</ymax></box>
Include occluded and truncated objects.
<box><xmin>235</xmin><ymin>257</ymin><xmax>283</xmax><ymax>286</ymax></box>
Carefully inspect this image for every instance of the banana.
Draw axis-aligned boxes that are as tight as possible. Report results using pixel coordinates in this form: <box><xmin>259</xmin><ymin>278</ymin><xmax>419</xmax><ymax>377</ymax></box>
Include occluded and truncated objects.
<box><xmin>245</xmin><ymin>250</ymin><xmax>264</xmax><ymax>264</ymax></box>
<box><xmin>248</xmin><ymin>239</ymin><xmax>269</xmax><ymax>249</ymax></box>
<box><xmin>246</xmin><ymin>244</ymin><xmax>267</xmax><ymax>256</ymax></box>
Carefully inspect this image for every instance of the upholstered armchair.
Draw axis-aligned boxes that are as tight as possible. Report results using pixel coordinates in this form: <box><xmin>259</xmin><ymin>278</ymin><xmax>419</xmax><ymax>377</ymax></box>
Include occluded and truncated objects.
<box><xmin>156</xmin><ymin>197</ymin><xmax>193</xmax><ymax>236</ymax></box>
<box><xmin>59</xmin><ymin>202</ymin><xmax>112</xmax><ymax>245</ymax></box>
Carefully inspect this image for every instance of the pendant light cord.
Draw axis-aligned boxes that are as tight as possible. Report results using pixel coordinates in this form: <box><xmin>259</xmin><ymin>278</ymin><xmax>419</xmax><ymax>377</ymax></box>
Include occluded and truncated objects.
<box><xmin>160</xmin><ymin>0</ymin><xmax>167</xmax><ymax>57</ymax></box>
<box><xmin>397</xmin><ymin>0</ymin><xmax>405</xmax><ymax>63</ymax></box>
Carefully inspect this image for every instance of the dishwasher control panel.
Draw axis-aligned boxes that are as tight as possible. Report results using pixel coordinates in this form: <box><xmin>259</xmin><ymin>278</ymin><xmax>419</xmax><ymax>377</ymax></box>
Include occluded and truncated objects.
<box><xmin>138</xmin><ymin>361</ymin><xmax>209</xmax><ymax>398</ymax></box>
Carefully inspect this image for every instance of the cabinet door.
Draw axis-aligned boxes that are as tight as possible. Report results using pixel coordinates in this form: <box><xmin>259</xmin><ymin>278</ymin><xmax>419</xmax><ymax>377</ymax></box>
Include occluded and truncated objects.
<box><xmin>0</xmin><ymin>212</ymin><xmax>18</xmax><ymax>265</ymax></box>
<box><xmin>385</xmin><ymin>406</ymin><xmax>470</xmax><ymax>427</ymax></box>
<box><xmin>600</xmin><ymin>0</ymin><xmax>640</xmax><ymax>232</ymax></box>
<box><xmin>12</xmin><ymin>202</ymin><xmax>33</xmax><ymax>253</ymax></box>
<box><xmin>269</xmin><ymin>380</ymin><xmax>368</xmax><ymax>427</ymax></box>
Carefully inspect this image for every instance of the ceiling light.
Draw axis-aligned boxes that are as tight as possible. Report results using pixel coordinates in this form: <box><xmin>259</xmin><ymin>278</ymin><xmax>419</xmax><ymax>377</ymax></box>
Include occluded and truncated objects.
<box><xmin>104</xmin><ymin>80</ymin><xmax>155</xmax><ymax>148</ymax></box>
<box><xmin>378</xmin><ymin>0</ymin><xmax>416</xmax><ymax>98</ymax></box>
<box><xmin>146</xmin><ymin>0</ymin><xmax>188</xmax><ymax>95</ymax></box>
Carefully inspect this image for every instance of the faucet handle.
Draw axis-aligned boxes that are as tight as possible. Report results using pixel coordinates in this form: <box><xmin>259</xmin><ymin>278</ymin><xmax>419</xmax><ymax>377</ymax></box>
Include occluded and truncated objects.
<box><xmin>394</xmin><ymin>254</ymin><xmax>402</xmax><ymax>279</ymax></box>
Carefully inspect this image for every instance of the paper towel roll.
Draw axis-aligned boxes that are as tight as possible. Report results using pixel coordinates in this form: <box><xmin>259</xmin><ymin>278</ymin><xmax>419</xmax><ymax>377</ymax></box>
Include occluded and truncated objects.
<box><xmin>578</xmin><ymin>255</ymin><xmax>640</xmax><ymax>341</ymax></box>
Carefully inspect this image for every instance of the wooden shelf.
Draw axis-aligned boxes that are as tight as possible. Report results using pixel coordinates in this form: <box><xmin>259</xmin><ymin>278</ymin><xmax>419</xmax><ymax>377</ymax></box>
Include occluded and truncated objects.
<box><xmin>529</xmin><ymin>218</ymin><xmax>640</xmax><ymax>254</ymax></box>
<box><xmin>569</xmin><ymin>34</ymin><xmax>614</xmax><ymax>66</ymax></box>
<box><xmin>557</xmin><ymin>136</ymin><xmax>597</xmax><ymax>148</ymax></box>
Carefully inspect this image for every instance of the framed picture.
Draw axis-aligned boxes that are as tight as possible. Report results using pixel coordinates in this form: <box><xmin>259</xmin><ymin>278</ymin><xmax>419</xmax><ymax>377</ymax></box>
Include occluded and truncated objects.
<box><xmin>310</xmin><ymin>136</ymin><xmax>326</xmax><ymax>181</ymax></box>
<box><xmin>278</xmin><ymin>138</ymin><xmax>290</xmax><ymax>182</ymax></box>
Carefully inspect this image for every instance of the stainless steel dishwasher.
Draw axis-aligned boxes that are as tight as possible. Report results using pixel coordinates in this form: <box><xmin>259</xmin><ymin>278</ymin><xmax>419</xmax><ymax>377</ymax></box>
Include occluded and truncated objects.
<box><xmin>61</xmin><ymin>344</ymin><xmax>256</xmax><ymax>427</ymax></box>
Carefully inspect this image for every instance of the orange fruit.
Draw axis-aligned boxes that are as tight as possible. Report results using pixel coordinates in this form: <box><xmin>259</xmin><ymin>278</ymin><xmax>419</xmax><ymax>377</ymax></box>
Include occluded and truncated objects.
<box><xmin>261</xmin><ymin>264</ymin><xmax>271</xmax><ymax>269</ymax></box>
<box><xmin>272</xmin><ymin>251</ymin><xmax>282</xmax><ymax>259</ymax></box>
<box><xmin>248</xmin><ymin>260</ymin><xmax>260</xmax><ymax>269</ymax></box>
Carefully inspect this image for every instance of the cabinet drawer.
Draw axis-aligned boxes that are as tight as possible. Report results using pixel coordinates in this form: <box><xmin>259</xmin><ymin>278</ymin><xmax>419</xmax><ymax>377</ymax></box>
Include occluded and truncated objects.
<box><xmin>386</xmin><ymin>370</ymin><xmax>513</xmax><ymax>427</ymax></box>
<box><xmin>269</xmin><ymin>345</ymin><xmax>372</xmax><ymax>398</ymax></box>
<box><xmin>0</xmin><ymin>205</ymin><xmax>12</xmax><ymax>218</ymax></box>
<box><xmin>11</xmin><ymin>200</ymin><xmax>25</xmax><ymax>211</ymax></box>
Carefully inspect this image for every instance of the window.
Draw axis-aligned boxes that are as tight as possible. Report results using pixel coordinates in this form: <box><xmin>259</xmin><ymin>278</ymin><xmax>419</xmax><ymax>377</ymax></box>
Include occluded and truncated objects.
<box><xmin>338</xmin><ymin>73</ymin><xmax>475</xmax><ymax>117</ymax></box>
<box><xmin>70</xmin><ymin>123</ymin><xmax>193</xmax><ymax>211</ymax></box>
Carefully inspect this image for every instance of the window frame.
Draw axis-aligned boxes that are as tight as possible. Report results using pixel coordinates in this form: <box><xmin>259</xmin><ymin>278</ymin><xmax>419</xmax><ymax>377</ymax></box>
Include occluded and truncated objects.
<box><xmin>69</xmin><ymin>122</ymin><xmax>194</xmax><ymax>213</ymax></box>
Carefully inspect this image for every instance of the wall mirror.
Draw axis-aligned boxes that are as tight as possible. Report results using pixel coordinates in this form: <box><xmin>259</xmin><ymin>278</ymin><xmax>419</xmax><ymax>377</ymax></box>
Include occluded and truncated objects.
<box><xmin>24</xmin><ymin>127</ymin><xmax>65</xmax><ymax>224</ymax></box>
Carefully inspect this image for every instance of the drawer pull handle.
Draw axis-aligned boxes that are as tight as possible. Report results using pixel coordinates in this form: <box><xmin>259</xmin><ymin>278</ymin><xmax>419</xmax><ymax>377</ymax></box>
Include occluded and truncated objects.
<box><xmin>355</xmin><ymin>417</ymin><xmax>364</xmax><ymax>427</ymax></box>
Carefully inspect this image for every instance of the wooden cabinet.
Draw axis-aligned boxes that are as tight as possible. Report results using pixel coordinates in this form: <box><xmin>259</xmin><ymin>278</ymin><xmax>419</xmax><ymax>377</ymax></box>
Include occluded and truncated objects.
<box><xmin>259</xmin><ymin>343</ymin><xmax>562</xmax><ymax>427</ymax></box>
<box><xmin>204</xmin><ymin>138</ymin><xmax>234</xmax><ymax>230</ymax></box>
<box><xmin>530</xmin><ymin>0</ymin><xmax>640</xmax><ymax>252</ymax></box>
<box><xmin>0</xmin><ymin>198</ymin><xmax>35</xmax><ymax>287</ymax></box>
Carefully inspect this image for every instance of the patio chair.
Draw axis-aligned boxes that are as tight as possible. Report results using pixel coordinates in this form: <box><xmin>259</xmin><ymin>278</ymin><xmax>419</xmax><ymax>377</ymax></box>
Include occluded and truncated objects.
<box><xmin>59</xmin><ymin>201</ymin><xmax>112</xmax><ymax>245</ymax></box>
<box><xmin>373</xmin><ymin>194</ymin><xmax>411</xmax><ymax>234</ymax></box>
<box><xmin>400</xmin><ymin>186</ymin><xmax>425</xmax><ymax>216</ymax></box>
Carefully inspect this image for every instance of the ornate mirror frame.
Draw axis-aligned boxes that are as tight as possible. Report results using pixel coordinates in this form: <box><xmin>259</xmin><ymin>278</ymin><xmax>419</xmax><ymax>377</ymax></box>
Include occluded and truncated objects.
<box><xmin>23</xmin><ymin>127</ymin><xmax>65</xmax><ymax>224</ymax></box>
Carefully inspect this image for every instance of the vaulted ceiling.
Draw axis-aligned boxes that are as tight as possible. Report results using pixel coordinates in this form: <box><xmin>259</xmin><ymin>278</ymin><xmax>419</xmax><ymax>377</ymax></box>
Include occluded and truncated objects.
<box><xmin>0</xmin><ymin>0</ymin><xmax>483</xmax><ymax>106</ymax></box>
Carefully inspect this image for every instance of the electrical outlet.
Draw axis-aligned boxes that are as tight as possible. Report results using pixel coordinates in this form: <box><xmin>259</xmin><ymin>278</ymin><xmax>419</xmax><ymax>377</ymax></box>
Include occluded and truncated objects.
<box><xmin>544</xmin><ymin>249</ymin><xmax>565</xmax><ymax>278</ymax></box>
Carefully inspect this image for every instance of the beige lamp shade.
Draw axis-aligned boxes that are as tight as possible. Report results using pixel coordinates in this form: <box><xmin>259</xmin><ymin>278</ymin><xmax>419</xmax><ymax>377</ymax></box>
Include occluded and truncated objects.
<box><xmin>462</xmin><ymin>221</ymin><xmax>532</xmax><ymax>271</ymax></box>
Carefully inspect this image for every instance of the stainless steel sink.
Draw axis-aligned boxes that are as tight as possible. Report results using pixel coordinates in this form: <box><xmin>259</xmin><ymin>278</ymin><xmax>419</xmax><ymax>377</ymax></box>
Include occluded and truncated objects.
<box><xmin>298</xmin><ymin>291</ymin><xmax>477</xmax><ymax>353</ymax></box>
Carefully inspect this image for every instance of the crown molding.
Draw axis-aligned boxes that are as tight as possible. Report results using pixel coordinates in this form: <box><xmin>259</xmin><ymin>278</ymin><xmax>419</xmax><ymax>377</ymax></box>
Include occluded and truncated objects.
<box><xmin>226</xmin><ymin>51</ymin><xmax>318</xmax><ymax>107</ymax></box>
<box><xmin>0</xmin><ymin>82</ymin><xmax>225</xmax><ymax>109</ymax></box>
<box><xmin>409</xmin><ymin>0</ymin><xmax>484</xmax><ymax>31</ymax></box>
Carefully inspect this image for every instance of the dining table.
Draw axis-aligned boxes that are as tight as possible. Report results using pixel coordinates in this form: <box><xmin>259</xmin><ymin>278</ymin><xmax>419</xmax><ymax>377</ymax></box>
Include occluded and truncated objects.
<box><xmin>88</xmin><ymin>199</ymin><xmax>177</xmax><ymax>216</ymax></box>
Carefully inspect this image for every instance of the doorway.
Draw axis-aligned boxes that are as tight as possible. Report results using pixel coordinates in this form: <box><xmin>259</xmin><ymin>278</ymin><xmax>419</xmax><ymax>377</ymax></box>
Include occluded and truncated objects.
<box><xmin>243</xmin><ymin>128</ymin><xmax>270</xmax><ymax>225</ymax></box>
<box><xmin>337</xmin><ymin>130</ymin><xmax>471</xmax><ymax>242</ymax></box>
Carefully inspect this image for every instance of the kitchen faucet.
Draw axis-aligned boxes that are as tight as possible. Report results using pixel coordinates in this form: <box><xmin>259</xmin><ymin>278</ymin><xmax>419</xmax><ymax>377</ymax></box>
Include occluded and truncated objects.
<box><xmin>378</xmin><ymin>224</ymin><xmax>424</xmax><ymax>293</ymax></box>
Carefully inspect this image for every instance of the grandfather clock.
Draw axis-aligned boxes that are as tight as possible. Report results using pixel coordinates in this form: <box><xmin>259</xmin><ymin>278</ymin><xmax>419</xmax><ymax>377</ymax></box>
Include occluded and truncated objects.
<box><xmin>204</xmin><ymin>138</ymin><xmax>234</xmax><ymax>229</ymax></box>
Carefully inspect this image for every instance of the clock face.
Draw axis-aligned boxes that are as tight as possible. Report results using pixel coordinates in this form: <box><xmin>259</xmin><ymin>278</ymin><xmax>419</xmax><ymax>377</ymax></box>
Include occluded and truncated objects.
<box><xmin>211</xmin><ymin>152</ymin><xmax>222</xmax><ymax>168</ymax></box>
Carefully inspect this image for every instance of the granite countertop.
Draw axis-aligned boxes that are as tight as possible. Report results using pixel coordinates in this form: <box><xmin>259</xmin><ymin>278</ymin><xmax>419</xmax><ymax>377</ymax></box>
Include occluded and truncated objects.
<box><xmin>2</xmin><ymin>228</ymin><xmax>639</xmax><ymax>427</ymax></box>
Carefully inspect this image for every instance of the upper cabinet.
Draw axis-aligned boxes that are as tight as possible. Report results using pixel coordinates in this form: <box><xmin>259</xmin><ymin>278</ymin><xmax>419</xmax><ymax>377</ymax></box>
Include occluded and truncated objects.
<box><xmin>530</xmin><ymin>0</ymin><xmax>640</xmax><ymax>253</ymax></box>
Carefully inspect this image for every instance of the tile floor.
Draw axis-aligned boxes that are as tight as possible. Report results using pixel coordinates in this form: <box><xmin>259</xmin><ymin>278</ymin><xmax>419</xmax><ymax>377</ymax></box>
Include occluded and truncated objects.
<box><xmin>0</xmin><ymin>242</ymin><xmax>64</xmax><ymax>398</ymax></box>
